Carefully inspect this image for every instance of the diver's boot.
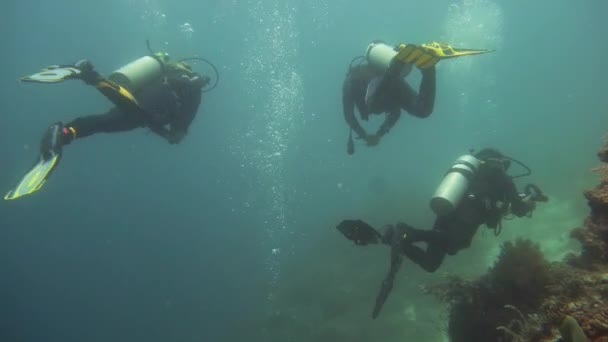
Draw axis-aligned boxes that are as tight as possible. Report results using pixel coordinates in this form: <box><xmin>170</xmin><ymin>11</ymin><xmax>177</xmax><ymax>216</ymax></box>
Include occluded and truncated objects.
<box><xmin>381</xmin><ymin>225</ymin><xmax>395</xmax><ymax>245</ymax></box>
<box><xmin>381</xmin><ymin>223</ymin><xmax>415</xmax><ymax>246</ymax></box>
<box><xmin>40</xmin><ymin>122</ymin><xmax>76</xmax><ymax>160</ymax></box>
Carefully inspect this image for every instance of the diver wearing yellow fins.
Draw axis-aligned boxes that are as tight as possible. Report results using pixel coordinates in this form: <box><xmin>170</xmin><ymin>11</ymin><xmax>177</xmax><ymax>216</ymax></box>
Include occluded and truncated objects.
<box><xmin>4</xmin><ymin>42</ymin><xmax>219</xmax><ymax>200</ymax></box>
<box><xmin>342</xmin><ymin>41</ymin><xmax>494</xmax><ymax>154</ymax></box>
<box><xmin>336</xmin><ymin>148</ymin><xmax>549</xmax><ymax>318</ymax></box>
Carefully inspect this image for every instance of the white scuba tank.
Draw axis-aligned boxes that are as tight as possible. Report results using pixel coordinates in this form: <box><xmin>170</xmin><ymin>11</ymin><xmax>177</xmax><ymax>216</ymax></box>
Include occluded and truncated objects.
<box><xmin>109</xmin><ymin>56</ymin><xmax>164</xmax><ymax>93</ymax></box>
<box><xmin>365</xmin><ymin>42</ymin><xmax>398</xmax><ymax>71</ymax></box>
<box><xmin>430</xmin><ymin>154</ymin><xmax>481</xmax><ymax>216</ymax></box>
<box><xmin>365</xmin><ymin>41</ymin><xmax>413</xmax><ymax>78</ymax></box>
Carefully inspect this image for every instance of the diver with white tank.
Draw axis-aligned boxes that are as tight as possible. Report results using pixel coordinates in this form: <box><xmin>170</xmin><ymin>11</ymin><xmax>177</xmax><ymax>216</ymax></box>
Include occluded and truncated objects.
<box><xmin>342</xmin><ymin>40</ymin><xmax>493</xmax><ymax>154</ymax></box>
<box><xmin>336</xmin><ymin>148</ymin><xmax>548</xmax><ymax>318</ymax></box>
<box><xmin>4</xmin><ymin>41</ymin><xmax>219</xmax><ymax>200</ymax></box>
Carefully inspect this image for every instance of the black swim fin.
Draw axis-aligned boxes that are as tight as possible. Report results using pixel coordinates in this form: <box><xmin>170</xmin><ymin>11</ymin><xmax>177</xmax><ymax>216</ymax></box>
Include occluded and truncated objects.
<box><xmin>336</xmin><ymin>219</ymin><xmax>382</xmax><ymax>246</ymax></box>
<box><xmin>371</xmin><ymin>224</ymin><xmax>405</xmax><ymax>319</ymax></box>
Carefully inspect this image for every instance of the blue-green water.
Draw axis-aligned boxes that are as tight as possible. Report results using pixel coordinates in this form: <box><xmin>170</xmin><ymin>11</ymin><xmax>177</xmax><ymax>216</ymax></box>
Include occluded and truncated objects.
<box><xmin>1</xmin><ymin>0</ymin><xmax>606</xmax><ymax>341</ymax></box>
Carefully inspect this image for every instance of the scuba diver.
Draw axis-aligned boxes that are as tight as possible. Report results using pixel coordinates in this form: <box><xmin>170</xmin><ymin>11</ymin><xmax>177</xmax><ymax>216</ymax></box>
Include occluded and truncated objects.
<box><xmin>336</xmin><ymin>148</ymin><xmax>549</xmax><ymax>318</ymax></box>
<box><xmin>4</xmin><ymin>41</ymin><xmax>219</xmax><ymax>200</ymax></box>
<box><xmin>343</xmin><ymin>41</ymin><xmax>493</xmax><ymax>154</ymax></box>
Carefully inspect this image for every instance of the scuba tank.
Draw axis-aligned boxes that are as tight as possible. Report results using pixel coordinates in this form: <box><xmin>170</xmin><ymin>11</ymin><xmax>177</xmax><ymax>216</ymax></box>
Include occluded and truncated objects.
<box><xmin>365</xmin><ymin>41</ymin><xmax>398</xmax><ymax>72</ymax></box>
<box><xmin>109</xmin><ymin>40</ymin><xmax>220</xmax><ymax>94</ymax></box>
<box><xmin>365</xmin><ymin>41</ymin><xmax>413</xmax><ymax>79</ymax></box>
<box><xmin>109</xmin><ymin>53</ymin><xmax>169</xmax><ymax>93</ymax></box>
<box><xmin>430</xmin><ymin>154</ymin><xmax>481</xmax><ymax>216</ymax></box>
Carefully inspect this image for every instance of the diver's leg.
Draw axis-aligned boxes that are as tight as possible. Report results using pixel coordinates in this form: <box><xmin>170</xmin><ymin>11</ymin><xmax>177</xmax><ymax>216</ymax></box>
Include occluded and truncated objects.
<box><xmin>401</xmin><ymin>242</ymin><xmax>446</xmax><ymax>273</ymax></box>
<box><xmin>382</xmin><ymin>222</ymin><xmax>443</xmax><ymax>244</ymax></box>
<box><xmin>66</xmin><ymin>107</ymin><xmax>145</xmax><ymax>140</ymax></box>
<box><xmin>40</xmin><ymin>108</ymin><xmax>146</xmax><ymax>157</ymax></box>
<box><xmin>386</xmin><ymin>220</ymin><xmax>448</xmax><ymax>273</ymax></box>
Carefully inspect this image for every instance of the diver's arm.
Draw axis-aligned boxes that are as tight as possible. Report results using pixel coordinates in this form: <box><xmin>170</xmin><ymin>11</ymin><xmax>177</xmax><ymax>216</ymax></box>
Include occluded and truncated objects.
<box><xmin>150</xmin><ymin>124</ymin><xmax>171</xmax><ymax>140</ymax></box>
<box><xmin>377</xmin><ymin>108</ymin><xmax>401</xmax><ymax>137</ymax></box>
<box><xmin>168</xmin><ymin>90</ymin><xmax>201</xmax><ymax>144</ymax></box>
<box><xmin>400</xmin><ymin>66</ymin><xmax>436</xmax><ymax>118</ymax></box>
<box><xmin>506</xmin><ymin>179</ymin><xmax>535</xmax><ymax>217</ymax></box>
<box><xmin>342</xmin><ymin>79</ymin><xmax>367</xmax><ymax>139</ymax></box>
<box><xmin>177</xmin><ymin>90</ymin><xmax>202</xmax><ymax>131</ymax></box>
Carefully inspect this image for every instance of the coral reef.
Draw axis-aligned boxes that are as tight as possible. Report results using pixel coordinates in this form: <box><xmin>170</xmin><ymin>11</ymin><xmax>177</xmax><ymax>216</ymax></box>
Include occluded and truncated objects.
<box><xmin>425</xmin><ymin>137</ymin><xmax>608</xmax><ymax>341</ymax></box>
<box><xmin>569</xmin><ymin>137</ymin><xmax>608</xmax><ymax>268</ymax></box>
<box><xmin>489</xmin><ymin>239</ymin><xmax>552</xmax><ymax>311</ymax></box>
<box><xmin>425</xmin><ymin>239</ymin><xmax>554</xmax><ymax>341</ymax></box>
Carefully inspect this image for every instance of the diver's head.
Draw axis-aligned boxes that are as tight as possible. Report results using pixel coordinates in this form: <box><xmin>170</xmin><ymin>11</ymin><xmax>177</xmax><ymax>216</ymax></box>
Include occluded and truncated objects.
<box><xmin>369</xmin><ymin>39</ymin><xmax>387</xmax><ymax>46</ymax></box>
<box><xmin>164</xmin><ymin>61</ymin><xmax>209</xmax><ymax>90</ymax></box>
<box><xmin>153</xmin><ymin>51</ymin><xmax>170</xmax><ymax>64</ymax></box>
<box><xmin>475</xmin><ymin>148</ymin><xmax>511</xmax><ymax>171</ymax></box>
<box><xmin>166</xmin><ymin>61</ymin><xmax>194</xmax><ymax>76</ymax></box>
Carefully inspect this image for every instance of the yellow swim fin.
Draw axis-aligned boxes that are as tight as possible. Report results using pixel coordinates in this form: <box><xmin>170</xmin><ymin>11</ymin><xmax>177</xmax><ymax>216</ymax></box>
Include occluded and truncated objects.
<box><xmin>4</xmin><ymin>153</ymin><xmax>61</xmax><ymax>200</ymax></box>
<box><xmin>20</xmin><ymin>63</ymin><xmax>145</xmax><ymax>116</ymax></box>
<box><xmin>394</xmin><ymin>42</ymin><xmax>494</xmax><ymax>69</ymax></box>
<box><xmin>421</xmin><ymin>41</ymin><xmax>494</xmax><ymax>59</ymax></box>
<box><xmin>20</xmin><ymin>65</ymin><xmax>82</xmax><ymax>83</ymax></box>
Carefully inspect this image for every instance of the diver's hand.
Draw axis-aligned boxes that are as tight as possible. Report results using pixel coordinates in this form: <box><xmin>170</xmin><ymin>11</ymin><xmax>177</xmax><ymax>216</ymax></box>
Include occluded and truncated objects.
<box><xmin>524</xmin><ymin>197</ymin><xmax>537</xmax><ymax>211</ymax></box>
<box><xmin>167</xmin><ymin>130</ymin><xmax>186</xmax><ymax>145</ymax></box>
<box><xmin>520</xmin><ymin>195</ymin><xmax>537</xmax><ymax>217</ymax></box>
<box><xmin>149</xmin><ymin>124</ymin><xmax>170</xmax><ymax>140</ymax></box>
<box><xmin>366</xmin><ymin>134</ymin><xmax>381</xmax><ymax>147</ymax></box>
<box><xmin>74</xmin><ymin>59</ymin><xmax>99</xmax><ymax>85</ymax></box>
<box><xmin>524</xmin><ymin>184</ymin><xmax>549</xmax><ymax>203</ymax></box>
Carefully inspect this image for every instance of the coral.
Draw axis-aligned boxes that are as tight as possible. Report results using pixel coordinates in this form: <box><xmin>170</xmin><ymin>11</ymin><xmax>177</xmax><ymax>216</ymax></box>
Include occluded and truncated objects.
<box><xmin>496</xmin><ymin>305</ymin><xmax>539</xmax><ymax>341</ymax></box>
<box><xmin>597</xmin><ymin>135</ymin><xmax>608</xmax><ymax>164</ymax></box>
<box><xmin>426</xmin><ymin>253</ymin><xmax>608</xmax><ymax>341</ymax></box>
<box><xmin>424</xmin><ymin>238</ymin><xmax>553</xmax><ymax>342</ymax></box>
<box><xmin>488</xmin><ymin>239</ymin><xmax>552</xmax><ymax>310</ymax></box>
<box><xmin>534</xmin><ymin>264</ymin><xmax>608</xmax><ymax>341</ymax></box>
<box><xmin>569</xmin><ymin>136</ymin><xmax>608</xmax><ymax>268</ymax></box>
<box><xmin>570</xmin><ymin>215</ymin><xmax>608</xmax><ymax>268</ymax></box>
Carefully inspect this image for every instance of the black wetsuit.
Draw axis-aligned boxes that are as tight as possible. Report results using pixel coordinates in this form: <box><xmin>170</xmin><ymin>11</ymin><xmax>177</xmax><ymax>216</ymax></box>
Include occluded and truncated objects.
<box><xmin>394</xmin><ymin>166</ymin><xmax>534</xmax><ymax>273</ymax></box>
<box><xmin>342</xmin><ymin>64</ymin><xmax>436</xmax><ymax>139</ymax></box>
<box><xmin>67</xmin><ymin>71</ymin><xmax>202</xmax><ymax>144</ymax></box>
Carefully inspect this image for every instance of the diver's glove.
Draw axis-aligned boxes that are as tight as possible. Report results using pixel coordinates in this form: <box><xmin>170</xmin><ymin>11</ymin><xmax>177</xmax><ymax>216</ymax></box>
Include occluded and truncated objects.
<box><xmin>195</xmin><ymin>75</ymin><xmax>211</xmax><ymax>89</ymax></box>
<box><xmin>169</xmin><ymin>73</ymin><xmax>210</xmax><ymax>90</ymax></box>
<box><xmin>523</xmin><ymin>197</ymin><xmax>537</xmax><ymax>216</ymax></box>
<box><xmin>365</xmin><ymin>134</ymin><xmax>381</xmax><ymax>147</ymax></box>
<box><xmin>524</xmin><ymin>184</ymin><xmax>549</xmax><ymax>203</ymax></box>
<box><xmin>74</xmin><ymin>59</ymin><xmax>101</xmax><ymax>85</ymax></box>
<box><xmin>167</xmin><ymin>130</ymin><xmax>186</xmax><ymax>145</ymax></box>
